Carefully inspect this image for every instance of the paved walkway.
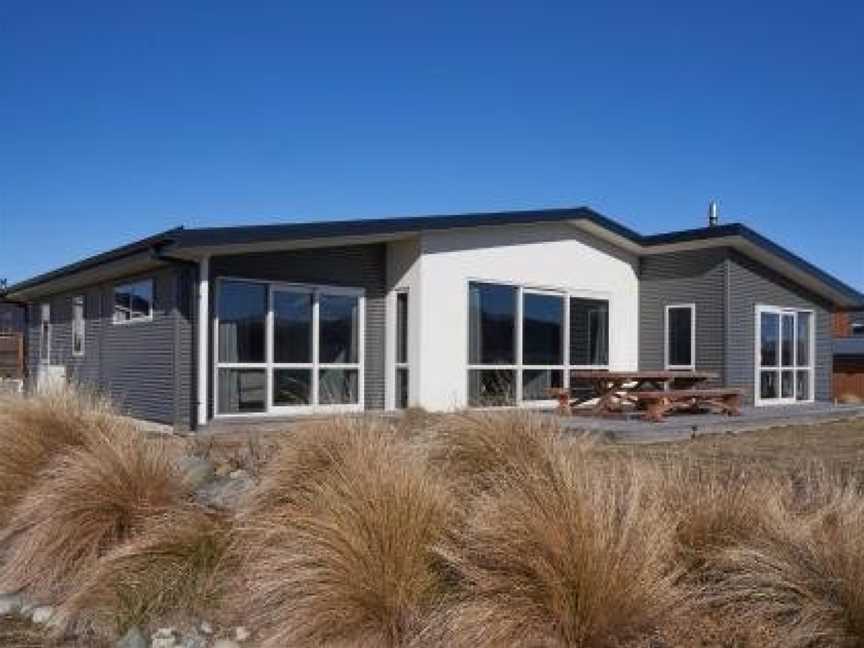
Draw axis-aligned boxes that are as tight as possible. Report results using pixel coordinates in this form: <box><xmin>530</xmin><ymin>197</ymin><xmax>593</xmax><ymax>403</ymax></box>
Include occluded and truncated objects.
<box><xmin>557</xmin><ymin>402</ymin><xmax>864</xmax><ymax>444</ymax></box>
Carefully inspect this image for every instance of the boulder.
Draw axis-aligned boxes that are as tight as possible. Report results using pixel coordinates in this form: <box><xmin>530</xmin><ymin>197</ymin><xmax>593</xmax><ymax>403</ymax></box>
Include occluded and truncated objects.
<box><xmin>0</xmin><ymin>592</ymin><xmax>22</xmax><ymax>617</ymax></box>
<box><xmin>116</xmin><ymin>626</ymin><xmax>148</xmax><ymax>648</ymax></box>
<box><xmin>177</xmin><ymin>456</ymin><xmax>215</xmax><ymax>489</ymax></box>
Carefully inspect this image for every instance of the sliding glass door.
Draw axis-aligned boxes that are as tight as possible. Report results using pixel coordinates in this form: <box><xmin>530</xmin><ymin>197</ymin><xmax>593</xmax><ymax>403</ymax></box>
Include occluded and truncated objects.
<box><xmin>216</xmin><ymin>279</ymin><xmax>364</xmax><ymax>415</ymax></box>
<box><xmin>756</xmin><ymin>306</ymin><xmax>813</xmax><ymax>405</ymax></box>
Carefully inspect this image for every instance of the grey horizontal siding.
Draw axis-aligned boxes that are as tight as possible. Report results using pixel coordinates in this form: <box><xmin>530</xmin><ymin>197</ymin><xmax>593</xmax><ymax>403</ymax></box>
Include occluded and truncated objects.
<box><xmin>23</xmin><ymin>268</ymin><xmax>189</xmax><ymax>426</ymax></box>
<box><xmin>210</xmin><ymin>243</ymin><xmax>387</xmax><ymax>412</ymax></box>
<box><xmin>639</xmin><ymin>248</ymin><xmax>727</xmax><ymax>387</ymax></box>
<box><xmin>726</xmin><ymin>251</ymin><xmax>833</xmax><ymax>404</ymax></box>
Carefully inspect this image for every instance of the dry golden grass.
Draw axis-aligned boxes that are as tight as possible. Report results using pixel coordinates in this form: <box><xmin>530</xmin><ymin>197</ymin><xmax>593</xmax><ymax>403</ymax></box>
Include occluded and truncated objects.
<box><xmin>0</xmin><ymin>425</ymin><xmax>186</xmax><ymax>601</ymax></box>
<box><xmin>0</xmin><ymin>388</ymin><xmax>130</xmax><ymax>522</ymax></box>
<box><xmin>60</xmin><ymin>505</ymin><xmax>232</xmax><ymax>639</ymax></box>
<box><xmin>234</xmin><ymin>421</ymin><xmax>454</xmax><ymax>648</ymax></box>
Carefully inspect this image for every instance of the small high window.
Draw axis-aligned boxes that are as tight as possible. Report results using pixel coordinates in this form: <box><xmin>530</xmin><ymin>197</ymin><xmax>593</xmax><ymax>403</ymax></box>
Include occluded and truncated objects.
<box><xmin>72</xmin><ymin>296</ymin><xmax>85</xmax><ymax>357</ymax></box>
<box><xmin>113</xmin><ymin>279</ymin><xmax>154</xmax><ymax>323</ymax></box>
<box><xmin>665</xmin><ymin>304</ymin><xmax>695</xmax><ymax>370</ymax></box>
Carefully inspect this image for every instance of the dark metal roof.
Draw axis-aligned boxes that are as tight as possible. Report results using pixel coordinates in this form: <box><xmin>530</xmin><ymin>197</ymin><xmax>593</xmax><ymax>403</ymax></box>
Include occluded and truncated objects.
<box><xmin>5</xmin><ymin>206</ymin><xmax>863</xmax><ymax>306</ymax></box>
<box><xmin>835</xmin><ymin>337</ymin><xmax>864</xmax><ymax>357</ymax></box>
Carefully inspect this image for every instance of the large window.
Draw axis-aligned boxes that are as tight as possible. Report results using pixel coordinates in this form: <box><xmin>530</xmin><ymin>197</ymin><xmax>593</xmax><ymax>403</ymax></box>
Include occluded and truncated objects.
<box><xmin>665</xmin><ymin>304</ymin><xmax>695</xmax><ymax>370</ymax></box>
<box><xmin>113</xmin><ymin>279</ymin><xmax>154</xmax><ymax>324</ymax></box>
<box><xmin>215</xmin><ymin>279</ymin><xmax>364</xmax><ymax>415</ymax></box>
<box><xmin>467</xmin><ymin>282</ymin><xmax>609</xmax><ymax>406</ymax></box>
<box><xmin>72</xmin><ymin>296</ymin><xmax>85</xmax><ymax>357</ymax></box>
<box><xmin>757</xmin><ymin>306</ymin><xmax>814</xmax><ymax>404</ymax></box>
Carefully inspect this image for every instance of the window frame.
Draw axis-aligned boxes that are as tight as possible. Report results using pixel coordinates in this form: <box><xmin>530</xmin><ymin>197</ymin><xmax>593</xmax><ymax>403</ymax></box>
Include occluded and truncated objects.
<box><xmin>72</xmin><ymin>295</ymin><xmax>85</xmax><ymax>357</ymax></box>
<box><xmin>212</xmin><ymin>276</ymin><xmax>365</xmax><ymax>417</ymax></box>
<box><xmin>664</xmin><ymin>303</ymin><xmax>696</xmax><ymax>371</ymax></box>
<box><xmin>112</xmin><ymin>278</ymin><xmax>155</xmax><ymax>325</ymax></box>
<box><xmin>39</xmin><ymin>303</ymin><xmax>51</xmax><ymax>364</ymax></box>
<box><xmin>466</xmin><ymin>280</ymin><xmax>611</xmax><ymax>408</ymax></box>
<box><xmin>754</xmin><ymin>305</ymin><xmax>815</xmax><ymax>406</ymax></box>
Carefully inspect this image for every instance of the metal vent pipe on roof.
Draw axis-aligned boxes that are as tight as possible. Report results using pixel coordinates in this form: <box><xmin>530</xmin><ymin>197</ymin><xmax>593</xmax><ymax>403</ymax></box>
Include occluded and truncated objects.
<box><xmin>708</xmin><ymin>200</ymin><xmax>719</xmax><ymax>227</ymax></box>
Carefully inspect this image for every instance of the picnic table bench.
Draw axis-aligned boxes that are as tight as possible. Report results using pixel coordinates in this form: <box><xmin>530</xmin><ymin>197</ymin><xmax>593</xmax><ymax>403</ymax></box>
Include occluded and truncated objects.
<box><xmin>633</xmin><ymin>388</ymin><xmax>745</xmax><ymax>422</ymax></box>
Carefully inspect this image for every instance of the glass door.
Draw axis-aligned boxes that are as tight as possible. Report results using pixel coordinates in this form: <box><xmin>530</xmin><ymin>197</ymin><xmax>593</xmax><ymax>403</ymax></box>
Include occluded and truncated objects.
<box><xmin>757</xmin><ymin>306</ymin><xmax>814</xmax><ymax>405</ymax></box>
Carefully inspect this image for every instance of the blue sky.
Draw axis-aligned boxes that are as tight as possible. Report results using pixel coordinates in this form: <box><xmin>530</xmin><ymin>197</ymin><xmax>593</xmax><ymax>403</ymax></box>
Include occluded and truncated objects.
<box><xmin>2</xmin><ymin>1</ymin><xmax>862</xmax><ymax>288</ymax></box>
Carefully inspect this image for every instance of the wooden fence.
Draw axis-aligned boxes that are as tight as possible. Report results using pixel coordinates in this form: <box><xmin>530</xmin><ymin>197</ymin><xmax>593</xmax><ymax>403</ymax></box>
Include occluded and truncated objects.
<box><xmin>0</xmin><ymin>333</ymin><xmax>24</xmax><ymax>379</ymax></box>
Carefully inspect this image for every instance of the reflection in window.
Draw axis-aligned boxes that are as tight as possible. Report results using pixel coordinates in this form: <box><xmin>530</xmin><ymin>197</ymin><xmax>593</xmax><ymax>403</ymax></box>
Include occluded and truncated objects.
<box><xmin>218</xmin><ymin>369</ymin><xmax>266</xmax><ymax>413</ymax></box>
<box><xmin>468</xmin><ymin>369</ymin><xmax>515</xmax><ymax>406</ymax></box>
<box><xmin>760</xmin><ymin>312</ymin><xmax>779</xmax><ymax>367</ymax></box>
<box><xmin>274</xmin><ymin>291</ymin><xmax>313</xmax><ymax>363</ymax></box>
<box><xmin>72</xmin><ymin>296</ymin><xmax>85</xmax><ymax>357</ymax></box>
<box><xmin>319</xmin><ymin>295</ymin><xmax>359</xmax><ymax>364</ymax></box>
<box><xmin>522</xmin><ymin>293</ymin><xmax>563</xmax><ymax>366</ymax></box>
<box><xmin>218</xmin><ymin>281</ymin><xmax>267</xmax><ymax>363</ymax></box>
<box><xmin>468</xmin><ymin>283</ymin><xmax>516</xmax><ymax>365</ymax></box>
<box><xmin>570</xmin><ymin>298</ymin><xmax>609</xmax><ymax>366</ymax></box>
<box><xmin>666</xmin><ymin>305</ymin><xmax>694</xmax><ymax>368</ymax></box>
<box><xmin>319</xmin><ymin>368</ymin><xmax>359</xmax><ymax>404</ymax></box>
<box><xmin>522</xmin><ymin>369</ymin><xmax>563</xmax><ymax>401</ymax></box>
<box><xmin>273</xmin><ymin>369</ymin><xmax>311</xmax><ymax>406</ymax></box>
<box><xmin>395</xmin><ymin>291</ymin><xmax>409</xmax><ymax>409</ymax></box>
<box><xmin>114</xmin><ymin>279</ymin><xmax>154</xmax><ymax>323</ymax></box>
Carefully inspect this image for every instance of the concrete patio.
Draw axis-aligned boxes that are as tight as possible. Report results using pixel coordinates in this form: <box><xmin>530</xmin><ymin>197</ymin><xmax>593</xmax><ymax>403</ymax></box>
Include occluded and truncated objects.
<box><xmin>558</xmin><ymin>402</ymin><xmax>864</xmax><ymax>444</ymax></box>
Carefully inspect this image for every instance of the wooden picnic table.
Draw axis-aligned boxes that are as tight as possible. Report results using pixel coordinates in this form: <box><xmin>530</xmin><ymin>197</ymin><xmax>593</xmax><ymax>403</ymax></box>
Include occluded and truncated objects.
<box><xmin>561</xmin><ymin>370</ymin><xmax>719</xmax><ymax>416</ymax></box>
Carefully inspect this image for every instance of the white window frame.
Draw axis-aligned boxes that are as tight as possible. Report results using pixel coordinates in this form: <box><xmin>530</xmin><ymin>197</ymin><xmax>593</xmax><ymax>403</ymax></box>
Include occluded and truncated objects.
<box><xmin>112</xmin><ymin>278</ymin><xmax>154</xmax><ymax>325</ymax></box>
<box><xmin>466</xmin><ymin>280</ymin><xmax>611</xmax><ymax>409</ymax></box>
<box><xmin>393</xmin><ymin>288</ymin><xmax>410</xmax><ymax>409</ymax></box>
<box><xmin>39</xmin><ymin>303</ymin><xmax>51</xmax><ymax>364</ymax></box>
<box><xmin>213</xmin><ymin>277</ymin><xmax>365</xmax><ymax>418</ymax></box>
<box><xmin>72</xmin><ymin>296</ymin><xmax>85</xmax><ymax>357</ymax></box>
<box><xmin>754</xmin><ymin>305</ymin><xmax>815</xmax><ymax>406</ymax></box>
<box><xmin>665</xmin><ymin>303</ymin><xmax>696</xmax><ymax>370</ymax></box>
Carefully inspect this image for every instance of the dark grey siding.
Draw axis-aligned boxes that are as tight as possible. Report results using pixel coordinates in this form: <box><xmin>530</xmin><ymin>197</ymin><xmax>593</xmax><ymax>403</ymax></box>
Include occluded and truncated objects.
<box><xmin>210</xmin><ymin>243</ymin><xmax>387</xmax><ymax>412</ymax></box>
<box><xmin>24</xmin><ymin>267</ymin><xmax>194</xmax><ymax>427</ymax></box>
<box><xmin>726</xmin><ymin>251</ymin><xmax>832</xmax><ymax>403</ymax></box>
<box><xmin>639</xmin><ymin>248</ymin><xmax>727</xmax><ymax>386</ymax></box>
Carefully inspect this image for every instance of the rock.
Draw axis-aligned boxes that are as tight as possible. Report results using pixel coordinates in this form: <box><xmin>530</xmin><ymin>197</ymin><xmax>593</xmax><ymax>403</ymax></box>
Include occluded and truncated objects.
<box><xmin>19</xmin><ymin>600</ymin><xmax>36</xmax><ymax>617</ymax></box>
<box><xmin>214</xmin><ymin>463</ymin><xmax>233</xmax><ymax>477</ymax></box>
<box><xmin>235</xmin><ymin>626</ymin><xmax>251</xmax><ymax>642</ymax></box>
<box><xmin>31</xmin><ymin>605</ymin><xmax>54</xmax><ymax>625</ymax></box>
<box><xmin>199</xmin><ymin>621</ymin><xmax>213</xmax><ymax>635</ymax></box>
<box><xmin>150</xmin><ymin>627</ymin><xmax>178</xmax><ymax>648</ymax></box>
<box><xmin>116</xmin><ymin>626</ymin><xmax>148</xmax><ymax>648</ymax></box>
<box><xmin>0</xmin><ymin>592</ymin><xmax>23</xmax><ymax>617</ymax></box>
<box><xmin>212</xmin><ymin>641</ymin><xmax>240</xmax><ymax>648</ymax></box>
<box><xmin>180</xmin><ymin>631</ymin><xmax>207</xmax><ymax>648</ymax></box>
<box><xmin>178</xmin><ymin>456</ymin><xmax>215</xmax><ymax>489</ymax></box>
<box><xmin>229</xmin><ymin>469</ymin><xmax>250</xmax><ymax>481</ymax></box>
<box><xmin>194</xmin><ymin>475</ymin><xmax>255</xmax><ymax>510</ymax></box>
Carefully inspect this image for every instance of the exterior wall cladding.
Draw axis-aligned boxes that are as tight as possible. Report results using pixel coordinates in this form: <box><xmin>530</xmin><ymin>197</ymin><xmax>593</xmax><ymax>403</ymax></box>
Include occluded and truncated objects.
<box><xmin>208</xmin><ymin>243</ymin><xmax>387</xmax><ymax>416</ymax></box>
<box><xmin>639</xmin><ymin>248</ymin><xmax>833</xmax><ymax>404</ymax></box>
<box><xmin>26</xmin><ymin>266</ymin><xmax>196</xmax><ymax>427</ymax></box>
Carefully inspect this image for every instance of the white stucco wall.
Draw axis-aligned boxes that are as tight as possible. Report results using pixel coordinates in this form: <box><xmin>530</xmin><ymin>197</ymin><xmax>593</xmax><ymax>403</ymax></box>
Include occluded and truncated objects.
<box><xmin>414</xmin><ymin>223</ymin><xmax>640</xmax><ymax>411</ymax></box>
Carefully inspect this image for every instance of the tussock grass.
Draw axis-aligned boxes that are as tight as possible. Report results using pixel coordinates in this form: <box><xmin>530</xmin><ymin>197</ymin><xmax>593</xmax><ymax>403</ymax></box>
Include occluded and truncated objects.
<box><xmin>61</xmin><ymin>505</ymin><xmax>232</xmax><ymax>638</ymax></box>
<box><xmin>0</xmin><ymin>425</ymin><xmax>186</xmax><ymax>601</ymax></box>
<box><xmin>0</xmin><ymin>388</ymin><xmax>129</xmax><ymax>522</ymax></box>
<box><xmin>235</xmin><ymin>421</ymin><xmax>454</xmax><ymax>648</ymax></box>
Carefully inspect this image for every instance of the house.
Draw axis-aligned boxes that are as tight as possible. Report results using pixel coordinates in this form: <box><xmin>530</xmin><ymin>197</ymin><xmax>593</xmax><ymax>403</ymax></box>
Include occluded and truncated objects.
<box><xmin>833</xmin><ymin>310</ymin><xmax>864</xmax><ymax>401</ymax></box>
<box><xmin>4</xmin><ymin>206</ymin><xmax>863</xmax><ymax>430</ymax></box>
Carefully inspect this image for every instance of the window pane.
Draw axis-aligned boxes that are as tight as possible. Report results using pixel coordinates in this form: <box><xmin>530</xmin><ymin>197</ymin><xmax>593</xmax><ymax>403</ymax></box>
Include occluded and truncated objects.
<box><xmin>570</xmin><ymin>298</ymin><xmax>609</xmax><ymax>366</ymax></box>
<box><xmin>218</xmin><ymin>281</ymin><xmax>267</xmax><ymax>363</ymax></box>
<box><xmin>797</xmin><ymin>312</ymin><xmax>811</xmax><ymax>367</ymax></box>
<box><xmin>274</xmin><ymin>291</ymin><xmax>313</xmax><ymax>363</ymax></box>
<box><xmin>396</xmin><ymin>292</ymin><xmax>408</xmax><ymax>365</ymax></box>
<box><xmin>273</xmin><ymin>369</ymin><xmax>311</xmax><ymax>406</ymax></box>
<box><xmin>40</xmin><ymin>322</ymin><xmax>50</xmax><ymax>361</ymax></box>
<box><xmin>131</xmin><ymin>280</ymin><xmax>153</xmax><ymax>318</ymax></box>
<box><xmin>73</xmin><ymin>299</ymin><xmax>84</xmax><ymax>355</ymax></box>
<box><xmin>319</xmin><ymin>368</ymin><xmax>359</xmax><ymax>404</ymax></box>
<box><xmin>781</xmin><ymin>315</ymin><xmax>794</xmax><ymax>367</ymax></box>
<box><xmin>796</xmin><ymin>370</ymin><xmax>811</xmax><ymax>401</ymax></box>
<box><xmin>468</xmin><ymin>283</ymin><xmax>516</xmax><ymax>365</ymax></box>
<box><xmin>218</xmin><ymin>369</ymin><xmax>266</xmax><ymax>413</ymax></box>
<box><xmin>114</xmin><ymin>287</ymin><xmax>132</xmax><ymax>322</ymax></box>
<box><xmin>760</xmin><ymin>370</ymin><xmax>778</xmax><ymax>400</ymax></box>
<box><xmin>396</xmin><ymin>367</ymin><xmax>409</xmax><ymax>409</ymax></box>
<box><xmin>468</xmin><ymin>369</ymin><xmax>515</xmax><ymax>406</ymax></box>
<box><xmin>781</xmin><ymin>370</ymin><xmax>794</xmax><ymax>398</ymax></box>
<box><xmin>760</xmin><ymin>312</ymin><xmax>779</xmax><ymax>367</ymax></box>
<box><xmin>667</xmin><ymin>307</ymin><xmax>693</xmax><ymax>367</ymax></box>
<box><xmin>522</xmin><ymin>369</ymin><xmax>563</xmax><ymax>401</ymax></box>
<box><xmin>319</xmin><ymin>295</ymin><xmax>359</xmax><ymax>364</ymax></box>
<box><xmin>523</xmin><ymin>293</ymin><xmax>563</xmax><ymax>366</ymax></box>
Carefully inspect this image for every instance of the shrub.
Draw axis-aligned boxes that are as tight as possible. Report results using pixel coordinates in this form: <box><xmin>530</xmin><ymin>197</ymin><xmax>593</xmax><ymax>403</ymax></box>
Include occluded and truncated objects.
<box><xmin>0</xmin><ymin>387</ymin><xmax>131</xmax><ymax>522</ymax></box>
<box><xmin>235</xmin><ymin>423</ymin><xmax>454</xmax><ymax>647</ymax></box>
<box><xmin>0</xmin><ymin>426</ymin><xmax>186</xmax><ymax>601</ymax></box>
<box><xmin>61</xmin><ymin>505</ymin><xmax>232</xmax><ymax>638</ymax></box>
<box><xmin>426</xmin><ymin>444</ymin><xmax>681</xmax><ymax>648</ymax></box>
